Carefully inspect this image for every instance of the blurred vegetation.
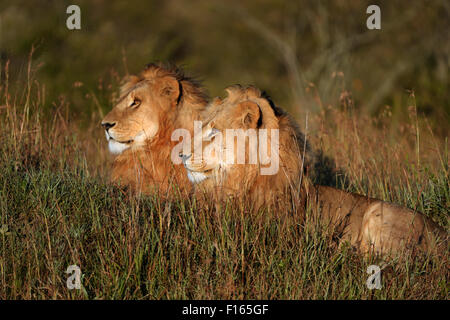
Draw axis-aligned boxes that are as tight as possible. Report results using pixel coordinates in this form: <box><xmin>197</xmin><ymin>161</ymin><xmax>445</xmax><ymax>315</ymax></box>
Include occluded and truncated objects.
<box><xmin>0</xmin><ymin>0</ymin><xmax>449</xmax><ymax>135</ymax></box>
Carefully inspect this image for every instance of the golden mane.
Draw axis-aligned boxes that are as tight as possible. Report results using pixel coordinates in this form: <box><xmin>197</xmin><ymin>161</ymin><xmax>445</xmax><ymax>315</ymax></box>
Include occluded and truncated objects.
<box><xmin>120</xmin><ymin>62</ymin><xmax>208</xmax><ymax>113</ymax></box>
<box><xmin>102</xmin><ymin>63</ymin><xmax>209</xmax><ymax>196</ymax></box>
<box><xmin>185</xmin><ymin>85</ymin><xmax>316</xmax><ymax>210</ymax></box>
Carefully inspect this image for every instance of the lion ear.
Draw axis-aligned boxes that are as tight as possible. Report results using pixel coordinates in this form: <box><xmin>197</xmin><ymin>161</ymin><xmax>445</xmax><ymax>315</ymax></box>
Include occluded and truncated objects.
<box><xmin>234</xmin><ymin>101</ymin><xmax>261</xmax><ymax>128</ymax></box>
<box><xmin>255</xmin><ymin>97</ymin><xmax>279</xmax><ymax>129</ymax></box>
<box><xmin>159</xmin><ymin>76</ymin><xmax>181</xmax><ymax>103</ymax></box>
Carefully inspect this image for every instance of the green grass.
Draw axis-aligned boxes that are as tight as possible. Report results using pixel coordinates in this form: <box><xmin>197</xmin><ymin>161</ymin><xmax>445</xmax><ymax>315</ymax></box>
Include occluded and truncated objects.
<box><xmin>0</xmin><ymin>119</ymin><xmax>448</xmax><ymax>300</ymax></box>
<box><xmin>0</xmin><ymin>163</ymin><xmax>448</xmax><ymax>299</ymax></box>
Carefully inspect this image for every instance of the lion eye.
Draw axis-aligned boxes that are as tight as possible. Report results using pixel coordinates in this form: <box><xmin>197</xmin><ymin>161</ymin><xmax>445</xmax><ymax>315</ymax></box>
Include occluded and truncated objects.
<box><xmin>129</xmin><ymin>99</ymin><xmax>141</xmax><ymax>108</ymax></box>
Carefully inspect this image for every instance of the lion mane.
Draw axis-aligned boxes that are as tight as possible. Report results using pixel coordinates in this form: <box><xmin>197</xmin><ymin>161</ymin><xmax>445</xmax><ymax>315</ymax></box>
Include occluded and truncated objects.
<box><xmin>184</xmin><ymin>84</ymin><xmax>316</xmax><ymax>209</ymax></box>
<box><xmin>102</xmin><ymin>63</ymin><xmax>208</xmax><ymax>196</ymax></box>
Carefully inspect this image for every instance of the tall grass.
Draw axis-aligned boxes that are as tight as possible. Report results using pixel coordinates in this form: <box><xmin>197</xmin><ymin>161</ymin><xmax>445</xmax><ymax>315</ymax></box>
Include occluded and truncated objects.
<box><xmin>0</xmin><ymin>61</ymin><xmax>448</xmax><ymax>299</ymax></box>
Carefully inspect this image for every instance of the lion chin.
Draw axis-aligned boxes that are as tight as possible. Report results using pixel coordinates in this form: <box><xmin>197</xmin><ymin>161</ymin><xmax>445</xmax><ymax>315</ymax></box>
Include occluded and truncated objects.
<box><xmin>108</xmin><ymin>140</ymin><xmax>131</xmax><ymax>155</ymax></box>
<box><xmin>187</xmin><ymin>170</ymin><xmax>208</xmax><ymax>184</ymax></box>
<box><xmin>106</xmin><ymin>131</ymin><xmax>147</xmax><ymax>155</ymax></box>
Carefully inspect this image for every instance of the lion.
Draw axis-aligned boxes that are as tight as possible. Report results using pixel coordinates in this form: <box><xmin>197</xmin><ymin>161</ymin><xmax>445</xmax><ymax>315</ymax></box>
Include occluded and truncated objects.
<box><xmin>182</xmin><ymin>85</ymin><xmax>447</xmax><ymax>256</ymax></box>
<box><xmin>182</xmin><ymin>84</ymin><xmax>315</xmax><ymax>209</ymax></box>
<box><xmin>101</xmin><ymin>63</ymin><xmax>208</xmax><ymax>195</ymax></box>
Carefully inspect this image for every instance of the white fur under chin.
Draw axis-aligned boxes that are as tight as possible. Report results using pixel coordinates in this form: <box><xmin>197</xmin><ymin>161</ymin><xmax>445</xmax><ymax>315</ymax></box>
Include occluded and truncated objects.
<box><xmin>187</xmin><ymin>171</ymin><xmax>208</xmax><ymax>184</ymax></box>
<box><xmin>108</xmin><ymin>140</ymin><xmax>130</xmax><ymax>155</ymax></box>
<box><xmin>105</xmin><ymin>130</ymin><xmax>150</xmax><ymax>155</ymax></box>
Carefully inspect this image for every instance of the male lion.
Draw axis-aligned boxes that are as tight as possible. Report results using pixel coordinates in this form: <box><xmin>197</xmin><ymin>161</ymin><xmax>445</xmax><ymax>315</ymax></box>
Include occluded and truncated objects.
<box><xmin>101</xmin><ymin>63</ymin><xmax>208</xmax><ymax>195</ymax></box>
<box><xmin>182</xmin><ymin>85</ymin><xmax>447</xmax><ymax>256</ymax></box>
<box><xmin>183</xmin><ymin>85</ymin><xmax>315</xmax><ymax>209</ymax></box>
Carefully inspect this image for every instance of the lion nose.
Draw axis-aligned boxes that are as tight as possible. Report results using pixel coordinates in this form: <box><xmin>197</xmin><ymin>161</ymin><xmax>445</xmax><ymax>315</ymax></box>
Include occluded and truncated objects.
<box><xmin>101</xmin><ymin>122</ymin><xmax>116</xmax><ymax>131</ymax></box>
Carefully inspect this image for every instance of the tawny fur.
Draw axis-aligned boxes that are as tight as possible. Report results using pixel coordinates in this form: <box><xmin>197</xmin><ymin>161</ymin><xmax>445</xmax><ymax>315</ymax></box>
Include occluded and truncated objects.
<box><xmin>303</xmin><ymin>184</ymin><xmax>447</xmax><ymax>256</ymax></box>
<box><xmin>184</xmin><ymin>85</ymin><xmax>315</xmax><ymax>209</ymax></box>
<box><xmin>102</xmin><ymin>63</ymin><xmax>208</xmax><ymax>196</ymax></box>
<box><xmin>184</xmin><ymin>85</ymin><xmax>447</xmax><ymax>256</ymax></box>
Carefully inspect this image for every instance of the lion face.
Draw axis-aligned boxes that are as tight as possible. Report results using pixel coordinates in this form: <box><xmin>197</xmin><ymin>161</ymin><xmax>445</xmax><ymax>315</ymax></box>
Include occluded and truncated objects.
<box><xmin>182</xmin><ymin>119</ymin><xmax>217</xmax><ymax>182</ymax></box>
<box><xmin>182</xmin><ymin>87</ymin><xmax>276</xmax><ymax>188</ymax></box>
<box><xmin>101</xmin><ymin>76</ymin><xmax>180</xmax><ymax>155</ymax></box>
<box><xmin>182</xmin><ymin>116</ymin><xmax>238</xmax><ymax>185</ymax></box>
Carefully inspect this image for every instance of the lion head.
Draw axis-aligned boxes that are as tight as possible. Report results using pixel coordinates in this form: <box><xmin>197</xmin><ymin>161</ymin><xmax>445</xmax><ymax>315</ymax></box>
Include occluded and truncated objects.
<box><xmin>182</xmin><ymin>85</ymin><xmax>315</xmax><ymax>209</ymax></box>
<box><xmin>101</xmin><ymin>63</ymin><xmax>208</xmax><ymax>194</ymax></box>
<box><xmin>102</xmin><ymin>79</ymin><xmax>172</xmax><ymax>154</ymax></box>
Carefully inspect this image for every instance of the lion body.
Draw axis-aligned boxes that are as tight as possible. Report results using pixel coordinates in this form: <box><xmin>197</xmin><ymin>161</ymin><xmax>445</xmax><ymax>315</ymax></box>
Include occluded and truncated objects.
<box><xmin>305</xmin><ymin>185</ymin><xmax>446</xmax><ymax>255</ymax></box>
<box><xmin>183</xmin><ymin>85</ymin><xmax>447</xmax><ymax>255</ymax></box>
